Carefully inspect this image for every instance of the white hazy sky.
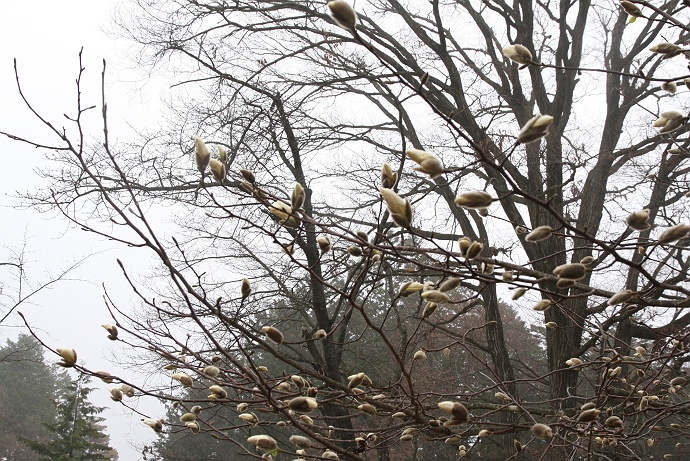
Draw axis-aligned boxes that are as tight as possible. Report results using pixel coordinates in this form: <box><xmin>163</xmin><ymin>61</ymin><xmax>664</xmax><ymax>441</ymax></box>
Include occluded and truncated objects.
<box><xmin>0</xmin><ymin>2</ymin><xmax>170</xmax><ymax>459</ymax></box>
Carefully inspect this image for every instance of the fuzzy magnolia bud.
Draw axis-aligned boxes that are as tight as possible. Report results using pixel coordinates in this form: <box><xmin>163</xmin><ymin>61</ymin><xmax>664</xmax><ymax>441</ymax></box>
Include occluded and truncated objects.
<box><xmin>413</xmin><ymin>350</ymin><xmax>427</xmax><ymax>360</ymax></box>
<box><xmin>661</xmin><ymin>81</ymin><xmax>677</xmax><ymax>94</ymax></box>
<box><xmin>578</xmin><ymin>408</ymin><xmax>601</xmax><ymax>422</ymax></box>
<box><xmin>658</xmin><ymin>223</ymin><xmax>690</xmax><ymax>244</ymax></box>
<box><xmin>247</xmin><ymin>434</ymin><xmax>278</xmax><ymax>452</ymax></box>
<box><xmin>327</xmin><ymin>1</ymin><xmax>357</xmax><ymax>31</ymax></box>
<box><xmin>438</xmin><ymin>401</ymin><xmax>469</xmax><ymax>423</ymax></box>
<box><xmin>649</xmin><ymin>42</ymin><xmax>683</xmax><ymax>59</ymax></box>
<box><xmin>531</xmin><ymin>423</ymin><xmax>553</xmax><ymax>439</ymax></box>
<box><xmin>502</xmin><ymin>44</ymin><xmax>533</xmax><ymax>66</ymax></box>
<box><xmin>288</xmin><ymin>396</ymin><xmax>318</xmax><ymax>412</ymax></box>
<box><xmin>465</xmin><ymin>241</ymin><xmax>483</xmax><ymax>259</ymax></box>
<box><xmin>421</xmin><ymin>290</ymin><xmax>451</xmax><ymax>304</ymax></box>
<box><xmin>241</xmin><ymin>278</ymin><xmax>251</xmax><ymax>300</ymax></box>
<box><xmin>532</xmin><ymin>300</ymin><xmax>552</xmax><ymax>311</ymax></box>
<box><xmin>626</xmin><ymin>209</ymin><xmax>650</xmax><ymax>231</ymax></box>
<box><xmin>511</xmin><ymin>287</ymin><xmax>526</xmax><ymax>300</ymax></box>
<box><xmin>269</xmin><ymin>201</ymin><xmax>300</xmax><ymax>228</ymax></box>
<box><xmin>209</xmin><ymin>158</ymin><xmax>226</xmax><ymax>183</ymax></box>
<box><xmin>454</xmin><ymin>191</ymin><xmax>493</xmax><ymax>210</ymax></box>
<box><xmin>358</xmin><ymin>403</ymin><xmax>377</xmax><ymax>415</ymax></box>
<box><xmin>56</xmin><ymin>348</ymin><xmax>77</xmax><ymax>367</ymax></box>
<box><xmin>143</xmin><ymin>418</ymin><xmax>163</xmax><ymax>432</ymax></box>
<box><xmin>240</xmin><ymin>169</ymin><xmax>255</xmax><ymax>184</ymax></box>
<box><xmin>517</xmin><ymin>115</ymin><xmax>554</xmax><ymax>144</ymax></box>
<box><xmin>102</xmin><ymin>324</ymin><xmax>118</xmax><ymax>341</ymax></box>
<box><xmin>203</xmin><ymin>366</ymin><xmax>220</xmax><ymax>377</ymax></box>
<box><xmin>566</xmin><ymin>358</ymin><xmax>583</xmax><ymax>367</ymax></box>
<box><xmin>439</xmin><ymin>277</ymin><xmax>461</xmax><ymax>292</ymax></box>
<box><xmin>553</xmin><ymin>263</ymin><xmax>587</xmax><ymax>281</ymax></box>
<box><xmin>290</xmin><ymin>435</ymin><xmax>312</xmax><ymax>449</ymax></box>
<box><xmin>406</xmin><ymin>148</ymin><xmax>444</xmax><ymax>178</ymax></box>
<box><xmin>379</xmin><ymin>187</ymin><xmax>413</xmax><ymax>228</ymax></box>
<box><xmin>194</xmin><ymin>137</ymin><xmax>211</xmax><ymax>174</ymax></box>
<box><xmin>620</xmin><ymin>0</ymin><xmax>642</xmax><ymax>17</ymax></box>
<box><xmin>381</xmin><ymin>163</ymin><xmax>398</xmax><ymax>189</ymax></box>
<box><xmin>208</xmin><ymin>385</ymin><xmax>227</xmax><ymax>399</ymax></box>
<box><xmin>317</xmin><ymin>236</ymin><xmax>331</xmax><ymax>254</ymax></box>
<box><xmin>291</xmin><ymin>183</ymin><xmax>305</xmax><ymax>210</ymax></box>
<box><xmin>110</xmin><ymin>388</ymin><xmax>123</xmax><ymax>402</ymax></box>
<box><xmin>608</xmin><ymin>289</ymin><xmax>635</xmax><ymax>305</ymax></box>
<box><xmin>261</xmin><ymin>326</ymin><xmax>284</xmax><ymax>344</ymax></box>
<box><xmin>525</xmin><ymin>225</ymin><xmax>553</xmax><ymax>242</ymax></box>
<box><xmin>172</xmin><ymin>373</ymin><xmax>193</xmax><ymax>387</ymax></box>
<box><xmin>653</xmin><ymin>111</ymin><xmax>684</xmax><ymax>134</ymax></box>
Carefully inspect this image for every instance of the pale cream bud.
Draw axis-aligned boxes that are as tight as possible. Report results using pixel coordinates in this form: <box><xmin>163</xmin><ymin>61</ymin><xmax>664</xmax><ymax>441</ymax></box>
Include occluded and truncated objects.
<box><xmin>291</xmin><ymin>183</ymin><xmax>305</xmax><ymax>210</ymax></box>
<box><xmin>517</xmin><ymin>115</ymin><xmax>554</xmax><ymax>144</ymax></box>
<box><xmin>327</xmin><ymin>1</ymin><xmax>357</xmax><ymax>32</ymax></box>
<box><xmin>381</xmin><ymin>163</ymin><xmax>398</xmax><ymax>189</ymax></box>
<box><xmin>502</xmin><ymin>44</ymin><xmax>533</xmax><ymax>66</ymax></box>
<box><xmin>358</xmin><ymin>403</ymin><xmax>377</xmax><ymax>415</ymax></box>
<box><xmin>102</xmin><ymin>324</ymin><xmax>118</xmax><ymax>341</ymax></box>
<box><xmin>525</xmin><ymin>225</ymin><xmax>553</xmax><ymax>242</ymax></box>
<box><xmin>532</xmin><ymin>299</ymin><xmax>552</xmax><ymax>311</ymax></box>
<box><xmin>172</xmin><ymin>373</ymin><xmax>193</xmax><ymax>387</ymax></box>
<box><xmin>379</xmin><ymin>187</ymin><xmax>413</xmax><ymax>228</ymax></box>
<box><xmin>262</xmin><ymin>326</ymin><xmax>284</xmax><ymax>344</ymax></box>
<box><xmin>421</xmin><ymin>290</ymin><xmax>451</xmax><ymax>304</ymax></box>
<box><xmin>194</xmin><ymin>137</ymin><xmax>211</xmax><ymax>174</ymax></box>
<box><xmin>511</xmin><ymin>287</ymin><xmax>526</xmax><ymax>300</ymax></box>
<box><xmin>142</xmin><ymin>418</ymin><xmax>163</xmax><ymax>432</ymax></box>
<box><xmin>553</xmin><ymin>263</ymin><xmax>587</xmax><ymax>280</ymax></box>
<box><xmin>439</xmin><ymin>277</ymin><xmax>461</xmax><ymax>292</ymax></box>
<box><xmin>290</xmin><ymin>435</ymin><xmax>312</xmax><ymax>449</ymax></box>
<box><xmin>607</xmin><ymin>289</ymin><xmax>635</xmax><ymax>305</ymax></box>
<box><xmin>56</xmin><ymin>348</ymin><xmax>77</xmax><ymax>367</ymax></box>
<box><xmin>317</xmin><ymin>236</ymin><xmax>331</xmax><ymax>254</ymax></box>
<box><xmin>241</xmin><ymin>278</ymin><xmax>251</xmax><ymax>300</ymax></box>
<box><xmin>658</xmin><ymin>223</ymin><xmax>690</xmax><ymax>244</ymax></box>
<box><xmin>454</xmin><ymin>191</ymin><xmax>493</xmax><ymax>209</ymax></box>
<box><xmin>406</xmin><ymin>148</ymin><xmax>444</xmax><ymax>178</ymax></box>
<box><xmin>465</xmin><ymin>241</ymin><xmax>483</xmax><ymax>259</ymax></box>
<box><xmin>653</xmin><ymin>111</ymin><xmax>684</xmax><ymax>133</ymax></box>
<box><xmin>661</xmin><ymin>81</ymin><xmax>677</xmax><ymax>94</ymax></box>
<box><xmin>530</xmin><ymin>423</ymin><xmax>553</xmax><ymax>438</ymax></box>
<box><xmin>209</xmin><ymin>158</ymin><xmax>226</xmax><ymax>183</ymax></box>
<box><xmin>203</xmin><ymin>366</ymin><xmax>220</xmax><ymax>377</ymax></box>
<box><xmin>288</xmin><ymin>396</ymin><xmax>318</xmax><ymax>413</ymax></box>
<box><xmin>399</xmin><ymin>281</ymin><xmax>424</xmax><ymax>297</ymax></box>
<box><xmin>247</xmin><ymin>434</ymin><xmax>278</xmax><ymax>451</ymax></box>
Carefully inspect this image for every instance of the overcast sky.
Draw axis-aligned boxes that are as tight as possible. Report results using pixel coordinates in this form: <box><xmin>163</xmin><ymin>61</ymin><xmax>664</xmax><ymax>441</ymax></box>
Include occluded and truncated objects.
<box><xmin>0</xmin><ymin>2</ymin><xmax>170</xmax><ymax>458</ymax></box>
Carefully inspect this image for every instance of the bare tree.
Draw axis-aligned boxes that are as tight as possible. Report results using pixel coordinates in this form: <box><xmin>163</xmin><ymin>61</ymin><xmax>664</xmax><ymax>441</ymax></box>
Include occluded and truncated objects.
<box><xmin>4</xmin><ymin>0</ymin><xmax>690</xmax><ymax>459</ymax></box>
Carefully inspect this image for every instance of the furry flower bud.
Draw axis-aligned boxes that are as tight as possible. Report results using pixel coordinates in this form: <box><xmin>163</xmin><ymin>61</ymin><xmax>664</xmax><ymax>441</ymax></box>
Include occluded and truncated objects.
<box><xmin>327</xmin><ymin>1</ymin><xmax>358</xmax><ymax>31</ymax></box>
<box><xmin>502</xmin><ymin>44</ymin><xmax>533</xmax><ymax>66</ymax></box>
<box><xmin>454</xmin><ymin>191</ymin><xmax>493</xmax><ymax>209</ymax></box>
<box><xmin>194</xmin><ymin>137</ymin><xmax>211</xmax><ymax>174</ymax></box>
<box><xmin>380</xmin><ymin>188</ymin><xmax>413</xmax><ymax>228</ymax></box>
<box><xmin>517</xmin><ymin>115</ymin><xmax>554</xmax><ymax>144</ymax></box>
<box><xmin>406</xmin><ymin>149</ymin><xmax>444</xmax><ymax>178</ymax></box>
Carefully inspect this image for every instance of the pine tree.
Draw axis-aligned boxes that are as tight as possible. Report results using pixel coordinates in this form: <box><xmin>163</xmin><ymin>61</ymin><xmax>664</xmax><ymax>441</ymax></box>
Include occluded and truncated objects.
<box><xmin>21</xmin><ymin>374</ymin><xmax>118</xmax><ymax>461</ymax></box>
<box><xmin>0</xmin><ymin>334</ymin><xmax>65</xmax><ymax>461</ymax></box>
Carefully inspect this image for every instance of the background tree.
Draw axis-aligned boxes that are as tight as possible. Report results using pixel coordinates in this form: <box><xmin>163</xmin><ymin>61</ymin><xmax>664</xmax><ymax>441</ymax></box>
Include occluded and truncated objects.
<box><xmin>21</xmin><ymin>374</ymin><xmax>118</xmax><ymax>461</ymax></box>
<box><xmin>3</xmin><ymin>0</ymin><xmax>690</xmax><ymax>460</ymax></box>
<box><xmin>0</xmin><ymin>334</ymin><xmax>66</xmax><ymax>461</ymax></box>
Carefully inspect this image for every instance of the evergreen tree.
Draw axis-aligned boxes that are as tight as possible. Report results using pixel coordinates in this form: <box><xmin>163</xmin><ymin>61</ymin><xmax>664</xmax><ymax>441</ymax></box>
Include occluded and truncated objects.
<box><xmin>0</xmin><ymin>334</ymin><xmax>65</xmax><ymax>461</ymax></box>
<box><xmin>21</xmin><ymin>374</ymin><xmax>118</xmax><ymax>461</ymax></box>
